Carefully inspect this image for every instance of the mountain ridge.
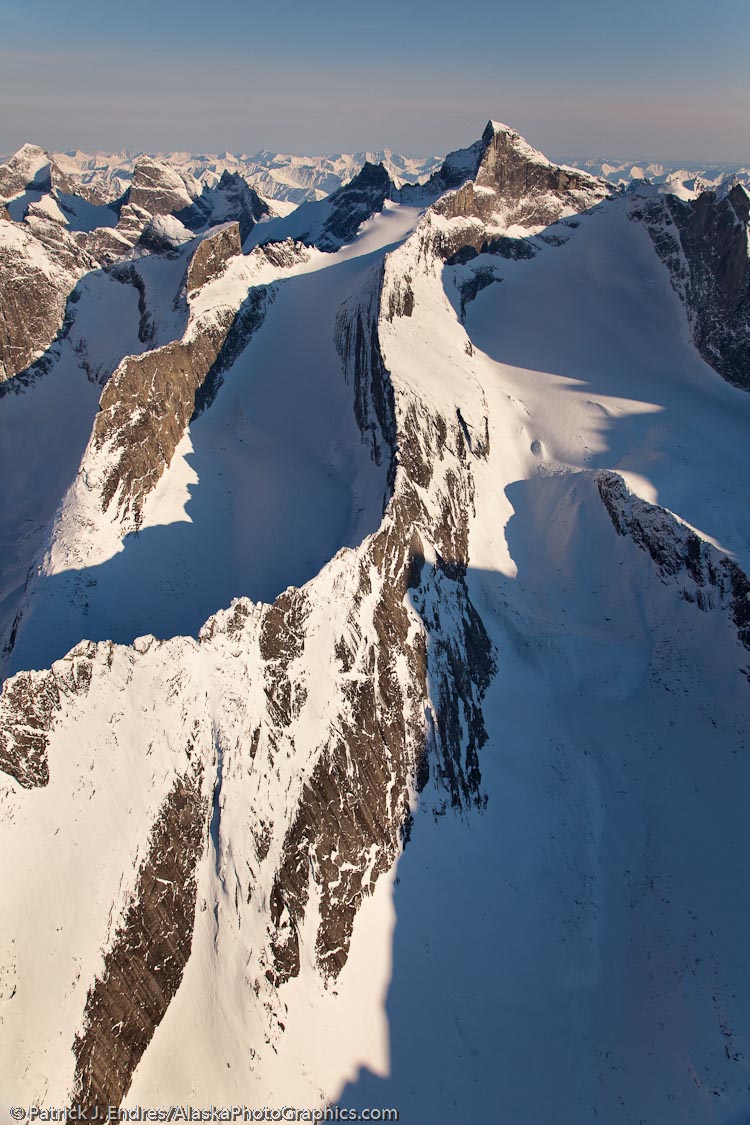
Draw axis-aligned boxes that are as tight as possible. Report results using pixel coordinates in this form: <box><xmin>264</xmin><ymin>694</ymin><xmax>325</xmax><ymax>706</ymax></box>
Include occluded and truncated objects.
<box><xmin>0</xmin><ymin>116</ymin><xmax>749</xmax><ymax>1122</ymax></box>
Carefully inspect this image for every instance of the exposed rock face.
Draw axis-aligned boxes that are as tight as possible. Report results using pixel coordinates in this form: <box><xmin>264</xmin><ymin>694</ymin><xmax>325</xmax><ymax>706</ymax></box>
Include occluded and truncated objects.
<box><xmin>475</xmin><ymin>123</ymin><xmax>600</xmax><ymax>203</ymax></box>
<box><xmin>252</xmin><ymin>162</ymin><xmax>397</xmax><ymax>253</ymax></box>
<box><xmin>83</xmin><ymin>208</ymin><xmax>148</xmax><ymax>263</ymax></box>
<box><xmin>402</xmin><ymin>128</ymin><xmax>488</xmax><ymax>200</ymax></box>
<box><xmin>106</xmin><ymin>159</ymin><xmax>269</xmax><ymax>258</ymax></box>
<box><xmin>0</xmin><ymin>143</ymin><xmax>162</xmax><ymax>384</ymax></box>
<box><xmin>92</xmin><ymin>314</ymin><xmax>230</xmax><ymax>523</ymax></box>
<box><xmin>4</xmin><ymin>119</ymin><xmax>749</xmax><ymax>1116</ymax></box>
<box><xmin>0</xmin><ymin>145</ymin><xmax>498</xmax><ymax>1104</ymax></box>
<box><xmin>81</xmin><ymin>160</ymin><xmax>272</xmax><ymax>263</ymax></box>
<box><xmin>0</xmin><ymin>213</ymin><xmax>95</xmax><ymax>382</ymax></box>
<box><xmin>424</xmin><ymin>120</ymin><xmax>614</xmax><ymax>262</ymax></box>
<box><xmin>127</xmin><ymin>155</ymin><xmax>197</xmax><ymax>218</ymax></box>
<box><xmin>72</xmin><ymin>764</ymin><xmax>210</xmax><ymax>1113</ymax></box>
<box><xmin>186</xmin><ymin>222</ymin><xmax>241</xmax><ymax>291</ymax></box>
<box><xmin>631</xmin><ymin>183</ymin><xmax>750</xmax><ymax>390</ymax></box>
<box><xmin>335</xmin><ymin>265</ymin><xmax>396</xmax><ymax>467</ymax></box>
<box><xmin>0</xmin><ymin>641</ymin><xmax>99</xmax><ymax>788</ymax></box>
<box><xmin>0</xmin><ymin>671</ymin><xmax>59</xmax><ymax>788</ymax></box>
<box><xmin>597</xmin><ymin>471</ymin><xmax>750</xmax><ymax>651</ymax></box>
<box><xmin>260</xmin><ymin>274</ymin><xmax>494</xmax><ymax>987</ymax></box>
<box><xmin>192</xmin><ymin>284</ymin><xmax>271</xmax><ymax>416</ymax></box>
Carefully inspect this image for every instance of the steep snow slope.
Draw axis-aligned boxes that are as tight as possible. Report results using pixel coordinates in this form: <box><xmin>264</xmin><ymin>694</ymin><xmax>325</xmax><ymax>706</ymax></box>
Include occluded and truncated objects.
<box><xmin>344</xmin><ymin>469</ymin><xmax>750</xmax><ymax>1123</ymax></box>
<box><xmin>6</xmin><ymin>204</ymin><xmax>419</xmax><ymax>672</ymax></box>
<box><xmin>0</xmin><ymin>233</ymin><xmax>197</xmax><ymax>675</ymax></box>
<box><xmin>1</xmin><ymin>121</ymin><xmax>749</xmax><ymax>1124</ymax></box>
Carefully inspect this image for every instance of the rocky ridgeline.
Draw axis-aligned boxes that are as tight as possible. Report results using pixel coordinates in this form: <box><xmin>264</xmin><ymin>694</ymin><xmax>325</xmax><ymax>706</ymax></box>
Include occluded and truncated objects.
<box><xmin>0</xmin><ymin>143</ymin><xmax>81</xmax><ymax>205</ymax></box>
<box><xmin>50</xmin><ymin>147</ymin><xmax>445</xmax><ymax>206</ymax></box>
<box><xmin>317</xmin><ymin>161</ymin><xmax>393</xmax><ymax>249</ymax></box>
<box><xmin>0</xmin><ymin>246</ymin><xmax>495</xmax><ymax>1109</ymax></box>
<box><xmin>0</xmin><ymin>120</ymin><xmax>618</xmax><ymax>1106</ymax></box>
<box><xmin>73</xmin><ymin>763</ymin><xmax>210</xmax><ymax>1110</ymax></box>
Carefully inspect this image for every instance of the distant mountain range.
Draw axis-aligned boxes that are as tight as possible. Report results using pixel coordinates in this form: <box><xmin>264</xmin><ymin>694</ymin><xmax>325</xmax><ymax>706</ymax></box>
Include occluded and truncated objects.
<box><xmin>3</xmin><ymin>142</ymin><xmax>747</xmax><ymax>206</ymax></box>
<box><xmin>27</xmin><ymin>147</ymin><xmax>445</xmax><ymax>205</ymax></box>
<box><xmin>563</xmin><ymin>155</ymin><xmax>750</xmax><ymax>198</ymax></box>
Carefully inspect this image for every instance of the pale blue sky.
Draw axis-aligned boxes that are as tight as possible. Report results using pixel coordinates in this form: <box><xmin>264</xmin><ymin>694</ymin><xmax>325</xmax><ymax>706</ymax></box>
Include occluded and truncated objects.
<box><xmin>1</xmin><ymin>0</ymin><xmax>748</xmax><ymax>161</ymax></box>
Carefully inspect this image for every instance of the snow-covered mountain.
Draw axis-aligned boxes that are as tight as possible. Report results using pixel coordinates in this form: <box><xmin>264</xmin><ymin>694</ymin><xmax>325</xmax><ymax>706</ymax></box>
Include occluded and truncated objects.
<box><xmin>1</xmin><ymin>119</ymin><xmax>750</xmax><ymax>1124</ymax></box>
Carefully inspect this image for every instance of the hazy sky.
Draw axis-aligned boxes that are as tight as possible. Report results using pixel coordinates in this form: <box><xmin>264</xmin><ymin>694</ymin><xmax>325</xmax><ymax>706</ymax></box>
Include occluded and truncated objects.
<box><xmin>1</xmin><ymin>0</ymin><xmax>748</xmax><ymax>162</ymax></box>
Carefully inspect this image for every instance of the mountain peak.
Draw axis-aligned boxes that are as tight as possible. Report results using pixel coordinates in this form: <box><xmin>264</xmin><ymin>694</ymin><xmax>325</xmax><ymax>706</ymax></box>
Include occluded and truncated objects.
<box><xmin>16</xmin><ymin>141</ymin><xmax>48</xmax><ymax>156</ymax></box>
<box><xmin>0</xmin><ymin>143</ymin><xmax>58</xmax><ymax>205</ymax></box>
<box><xmin>481</xmin><ymin>120</ymin><xmax>554</xmax><ymax>168</ymax></box>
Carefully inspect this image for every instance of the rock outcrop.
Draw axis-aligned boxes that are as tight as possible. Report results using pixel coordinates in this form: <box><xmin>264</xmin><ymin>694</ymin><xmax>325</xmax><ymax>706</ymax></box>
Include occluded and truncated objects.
<box><xmin>0</xmin><ymin>143</ymin><xmax>79</xmax><ymax>209</ymax></box>
<box><xmin>127</xmin><ymin>155</ymin><xmax>198</xmax><ymax>218</ymax></box>
<box><xmin>72</xmin><ymin>764</ymin><xmax>210</xmax><ymax>1114</ymax></box>
<box><xmin>91</xmin><ymin>224</ymin><xmax>256</xmax><ymax>527</ymax></box>
<box><xmin>185</xmin><ymin>221</ymin><xmax>242</xmax><ymax>292</ymax></box>
<box><xmin>597</xmin><ymin>471</ymin><xmax>750</xmax><ymax>651</ymax></box>
<box><xmin>631</xmin><ymin>182</ymin><xmax>750</xmax><ymax>390</ymax></box>
<box><xmin>0</xmin><ymin>134</ymin><xmax>499</xmax><ymax>1105</ymax></box>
